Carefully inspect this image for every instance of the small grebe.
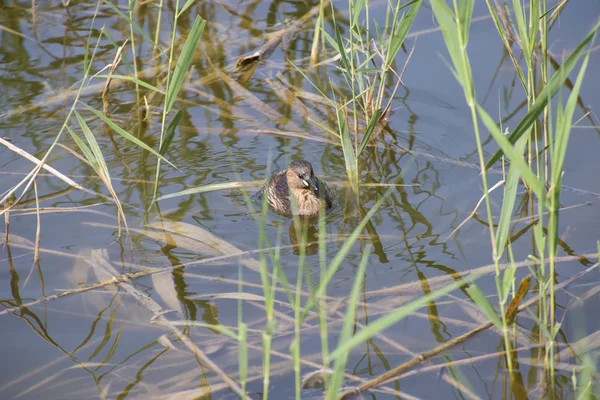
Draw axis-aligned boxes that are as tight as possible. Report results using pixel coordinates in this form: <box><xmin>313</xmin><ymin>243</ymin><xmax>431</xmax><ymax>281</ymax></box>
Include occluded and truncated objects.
<box><xmin>263</xmin><ymin>160</ymin><xmax>333</xmax><ymax>217</ymax></box>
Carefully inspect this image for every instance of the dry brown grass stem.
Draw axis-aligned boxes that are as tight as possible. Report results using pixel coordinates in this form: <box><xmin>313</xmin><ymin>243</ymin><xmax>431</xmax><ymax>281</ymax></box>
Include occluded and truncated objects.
<box><xmin>101</xmin><ymin>40</ymin><xmax>127</xmax><ymax>113</ymax></box>
<box><xmin>0</xmin><ymin>137</ymin><xmax>112</xmax><ymax>217</ymax></box>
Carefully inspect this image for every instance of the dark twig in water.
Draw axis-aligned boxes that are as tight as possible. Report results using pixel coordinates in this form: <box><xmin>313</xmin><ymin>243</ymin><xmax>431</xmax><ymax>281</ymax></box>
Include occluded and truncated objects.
<box><xmin>233</xmin><ymin>0</ymin><xmax>331</xmax><ymax>73</ymax></box>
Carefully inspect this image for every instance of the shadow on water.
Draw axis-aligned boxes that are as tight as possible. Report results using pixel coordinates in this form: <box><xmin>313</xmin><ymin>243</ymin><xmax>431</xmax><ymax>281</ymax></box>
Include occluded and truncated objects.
<box><xmin>1</xmin><ymin>0</ymin><xmax>600</xmax><ymax>399</ymax></box>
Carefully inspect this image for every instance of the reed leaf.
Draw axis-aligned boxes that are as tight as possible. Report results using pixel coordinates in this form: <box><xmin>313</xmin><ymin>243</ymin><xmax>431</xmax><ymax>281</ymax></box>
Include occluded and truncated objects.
<box><xmin>466</xmin><ymin>283</ymin><xmax>502</xmax><ymax>329</ymax></box>
<box><xmin>357</xmin><ymin>108</ymin><xmax>382</xmax><ymax>155</ymax></box>
<box><xmin>476</xmin><ymin>105</ymin><xmax>544</xmax><ymax>199</ymax></box>
<box><xmin>80</xmin><ymin>102</ymin><xmax>178</xmax><ymax>170</ymax></box>
<box><xmin>385</xmin><ymin>0</ymin><xmax>421</xmax><ymax>67</ymax></box>
<box><xmin>494</xmin><ymin>131</ymin><xmax>529</xmax><ymax>260</ymax></box>
<box><xmin>74</xmin><ymin>111</ymin><xmax>110</xmax><ymax>182</ymax></box>
<box><xmin>329</xmin><ymin>273</ymin><xmax>478</xmax><ymax>360</ymax></box>
<box><xmin>165</xmin><ymin>16</ymin><xmax>205</xmax><ymax>113</ymax></box>
<box><xmin>160</xmin><ymin>110</ymin><xmax>182</xmax><ymax>156</ymax></box>
<box><xmin>486</xmin><ymin>19</ymin><xmax>600</xmax><ymax>167</ymax></box>
<box><xmin>94</xmin><ymin>74</ymin><xmax>164</xmax><ymax>94</ymax></box>
<box><xmin>327</xmin><ymin>245</ymin><xmax>372</xmax><ymax>400</ymax></box>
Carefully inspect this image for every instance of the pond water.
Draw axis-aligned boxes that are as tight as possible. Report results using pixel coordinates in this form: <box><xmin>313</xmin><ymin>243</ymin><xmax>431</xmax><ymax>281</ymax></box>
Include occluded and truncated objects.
<box><xmin>1</xmin><ymin>1</ymin><xmax>600</xmax><ymax>399</ymax></box>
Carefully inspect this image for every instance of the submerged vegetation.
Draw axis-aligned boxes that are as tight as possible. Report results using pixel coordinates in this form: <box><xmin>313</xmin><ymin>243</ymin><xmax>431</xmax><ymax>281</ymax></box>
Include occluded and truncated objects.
<box><xmin>1</xmin><ymin>0</ymin><xmax>599</xmax><ymax>399</ymax></box>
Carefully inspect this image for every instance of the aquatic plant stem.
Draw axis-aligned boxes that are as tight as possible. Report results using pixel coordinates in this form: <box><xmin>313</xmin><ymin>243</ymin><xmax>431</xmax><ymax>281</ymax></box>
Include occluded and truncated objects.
<box><xmin>127</xmin><ymin>1</ymin><xmax>141</xmax><ymax>107</ymax></box>
<box><xmin>430</xmin><ymin>0</ymin><xmax>514</xmax><ymax>368</ymax></box>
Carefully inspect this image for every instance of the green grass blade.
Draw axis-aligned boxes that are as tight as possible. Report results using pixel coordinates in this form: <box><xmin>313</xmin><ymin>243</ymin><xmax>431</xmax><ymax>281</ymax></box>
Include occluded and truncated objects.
<box><xmin>159</xmin><ymin>110</ymin><xmax>182</xmax><ymax>156</ymax></box>
<box><xmin>357</xmin><ymin>108</ymin><xmax>382</xmax><ymax>155</ymax></box>
<box><xmin>94</xmin><ymin>74</ymin><xmax>165</xmax><ymax>94</ymax></box>
<box><xmin>552</xmin><ymin>34</ymin><xmax>594</xmax><ymax>184</ymax></box>
<box><xmin>336</xmin><ymin>103</ymin><xmax>358</xmax><ymax>183</ymax></box>
<box><xmin>494</xmin><ymin>131</ymin><xmax>529</xmax><ymax>259</ymax></box>
<box><xmin>66</xmin><ymin>125</ymin><xmax>97</xmax><ymax>171</ymax></box>
<box><xmin>327</xmin><ymin>245</ymin><xmax>372</xmax><ymax>400</ymax></box>
<box><xmin>465</xmin><ymin>283</ymin><xmax>502</xmax><ymax>329</ymax></box>
<box><xmin>511</xmin><ymin>0</ymin><xmax>530</xmax><ymax>57</ymax></box>
<box><xmin>156</xmin><ymin>181</ymin><xmax>255</xmax><ymax>201</ymax></box>
<box><xmin>501</xmin><ymin>265</ymin><xmax>517</xmax><ymax>303</ymax></box>
<box><xmin>483</xmin><ymin>0</ymin><xmax>527</xmax><ymax>90</ymax></box>
<box><xmin>486</xmin><ymin>18</ymin><xmax>600</xmax><ymax>167</ymax></box>
<box><xmin>457</xmin><ymin>0</ymin><xmax>474</xmax><ymax>45</ymax></box>
<box><xmin>527</xmin><ymin>0</ymin><xmax>540</xmax><ymax>55</ymax></box>
<box><xmin>178</xmin><ymin>0</ymin><xmax>197</xmax><ymax>18</ymax></box>
<box><xmin>165</xmin><ymin>16</ymin><xmax>206</xmax><ymax>113</ymax></box>
<box><xmin>80</xmin><ymin>102</ymin><xmax>178</xmax><ymax>171</ymax></box>
<box><xmin>329</xmin><ymin>273</ymin><xmax>479</xmax><ymax>360</ymax></box>
<box><xmin>385</xmin><ymin>0</ymin><xmax>421</xmax><ymax>67</ymax></box>
<box><xmin>330</xmin><ymin>4</ymin><xmax>350</xmax><ymax>73</ymax></box>
<box><xmin>238</xmin><ymin>322</ymin><xmax>248</xmax><ymax>398</ymax></box>
<box><xmin>74</xmin><ymin>110</ymin><xmax>110</xmax><ymax>180</ymax></box>
<box><xmin>476</xmin><ymin>105</ymin><xmax>544</xmax><ymax>199</ymax></box>
<box><xmin>430</xmin><ymin>0</ymin><xmax>464</xmax><ymax>86</ymax></box>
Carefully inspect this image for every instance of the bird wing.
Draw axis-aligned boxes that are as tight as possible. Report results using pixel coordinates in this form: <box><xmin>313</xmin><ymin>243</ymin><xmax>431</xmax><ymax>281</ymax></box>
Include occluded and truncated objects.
<box><xmin>267</xmin><ymin>171</ymin><xmax>292</xmax><ymax>215</ymax></box>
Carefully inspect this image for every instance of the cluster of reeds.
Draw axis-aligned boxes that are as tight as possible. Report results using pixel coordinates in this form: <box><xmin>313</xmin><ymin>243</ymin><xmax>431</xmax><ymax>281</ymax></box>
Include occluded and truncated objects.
<box><xmin>428</xmin><ymin>0</ymin><xmax>598</xmax><ymax>393</ymax></box>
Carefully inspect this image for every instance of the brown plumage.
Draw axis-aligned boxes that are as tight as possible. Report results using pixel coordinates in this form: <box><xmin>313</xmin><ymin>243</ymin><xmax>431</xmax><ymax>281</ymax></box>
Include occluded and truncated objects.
<box><xmin>263</xmin><ymin>160</ymin><xmax>333</xmax><ymax>217</ymax></box>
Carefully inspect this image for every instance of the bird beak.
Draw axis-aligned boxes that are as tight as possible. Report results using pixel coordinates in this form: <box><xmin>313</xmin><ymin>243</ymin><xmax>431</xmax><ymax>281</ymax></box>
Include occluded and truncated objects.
<box><xmin>300</xmin><ymin>177</ymin><xmax>319</xmax><ymax>195</ymax></box>
<box><xmin>307</xmin><ymin>177</ymin><xmax>320</xmax><ymax>196</ymax></box>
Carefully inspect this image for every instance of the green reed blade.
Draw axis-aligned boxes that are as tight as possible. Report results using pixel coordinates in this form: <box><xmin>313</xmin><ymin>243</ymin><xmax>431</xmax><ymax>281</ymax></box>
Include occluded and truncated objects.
<box><xmin>159</xmin><ymin>110</ymin><xmax>182</xmax><ymax>156</ymax></box>
<box><xmin>238</xmin><ymin>322</ymin><xmax>248</xmax><ymax>398</ymax></box>
<box><xmin>430</xmin><ymin>0</ymin><xmax>464</xmax><ymax>85</ymax></box>
<box><xmin>501</xmin><ymin>264</ymin><xmax>517</xmax><ymax>303</ymax></box>
<box><xmin>178</xmin><ymin>0</ymin><xmax>197</xmax><ymax>18</ymax></box>
<box><xmin>357</xmin><ymin>108</ymin><xmax>382</xmax><ymax>156</ymax></box>
<box><xmin>66</xmin><ymin>125</ymin><xmax>97</xmax><ymax>172</ymax></box>
<box><xmin>552</xmin><ymin>34</ymin><xmax>594</xmax><ymax>186</ymax></box>
<box><xmin>329</xmin><ymin>272</ymin><xmax>480</xmax><ymax>360</ymax></box>
<box><xmin>486</xmin><ymin>18</ymin><xmax>600</xmax><ymax>167</ymax></box>
<box><xmin>476</xmin><ymin>105</ymin><xmax>544</xmax><ymax>199</ymax></box>
<box><xmin>156</xmin><ymin>181</ymin><xmax>256</xmax><ymax>201</ymax></box>
<box><xmin>466</xmin><ymin>283</ymin><xmax>503</xmax><ymax>329</ymax></box>
<box><xmin>494</xmin><ymin>131</ymin><xmax>529</xmax><ymax>260</ymax></box>
<box><xmin>330</xmin><ymin>6</ymin><xmax>350</xmax><ymax>73</ymax></box>
<box><xmin>80</xmin><ymin>102</ymin><xmax>178</xmax><ymax>171</ymax></box>
<box><xmin>386</xmin><ymin>0</ymin><xmax>421</xmax><ymax>68</ymax></box>
<box><xmin>457</xmin><ymin>0</ymin><xmax>474</xmax><ymax>45</ymax></box>
<box><xmin>327</xmin><ymin>245</ymin><xmax>372</xmax><ymax>400</ymax></box>
<box><xmin>511</xmin><ymin>0</ymin><xmax>530</xmax><ymax>58</ymax></box>
<box><xmin>165</xmin><ymin>16</ymin><xmax>205</xmax><ymax>113</ymax></box>
<box><xmin>484</xmin><ymin>0</ymin><xmax>526</xmax><ymax>91</ymax></box>
<box><xmin>337</xmin><ymin>106</ymin><xmax>358</xmax><ymax>182</ymax></box>
<box><xmin>94</xmin><ymin>74</ymin><xmax>164</xmax><ymax>94</ymax></box>
<box><xmin>74</xmin><ymin>110</ymin><xmax>110</xmax><ymax>181</ymax></box>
